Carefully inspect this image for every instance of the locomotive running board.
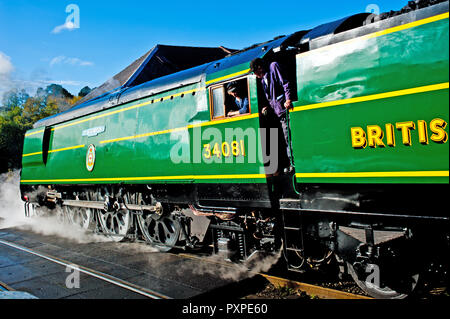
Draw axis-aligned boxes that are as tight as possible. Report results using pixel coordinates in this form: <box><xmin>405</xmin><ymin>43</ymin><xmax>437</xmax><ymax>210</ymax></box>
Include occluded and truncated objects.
<box><xmin>279</xmin><ymin>198</ymin><xmax>449</xmax><ymax>221</ymax></box>
<box><xmin>63</xmin><ymin>200</ymin><xmax>159</xmax><ymax>213</ymax></box>
<box><xmin>338</xmin><ymin>226</ymin><xmax>404</xmax><ymax>245</ymax></box>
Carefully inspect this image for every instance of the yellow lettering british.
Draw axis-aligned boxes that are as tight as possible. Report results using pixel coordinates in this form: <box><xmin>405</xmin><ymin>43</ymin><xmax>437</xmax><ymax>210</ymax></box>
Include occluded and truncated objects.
<box><xmin>367</xmin><ymin>125</ymin><xmax>385</xmax><ymax>148</ymax></box>
<box><xmin>417</xmin><ymin>120</ymin><xmax>429</xmax><ymax>145</ymax></box>
<box><xmin>385</xmin><ymin>123</ymin><xmax>396</xmax><ymax>147</ymax></box>
<box><xmin>430</xmin><ymin>118</ymin><xmax>448</xmax><ymax>143</ymax></box>
<box><xmin>396</xmin><ymin>121</ymin><xmax>415</xmax><ymax>146</ymax></box>
<box><xmin>351</xmin><ymin>118</ymin><xmax>448</xmax><ymax>149</ymax></box>
<box><xmin>351</xmin><ymin>127</ymin><xmax>367</xmax><ymax>149</ymax></box>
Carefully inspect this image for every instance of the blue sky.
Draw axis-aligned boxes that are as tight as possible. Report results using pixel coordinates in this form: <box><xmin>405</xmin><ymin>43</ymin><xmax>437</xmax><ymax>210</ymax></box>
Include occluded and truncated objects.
<box><xmin>0</xmin><ymin>0</ymin><xmax>408</xmax><ymax>99</ymax></box>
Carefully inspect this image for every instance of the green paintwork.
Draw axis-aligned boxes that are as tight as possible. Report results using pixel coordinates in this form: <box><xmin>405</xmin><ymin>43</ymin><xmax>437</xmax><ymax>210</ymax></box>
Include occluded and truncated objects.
<box><xmin>22</xmin><ymin>130</ymin><xmax>45</xmax><ymax>167</ymax></box>
<box><xmin>191</xmin><ymin>75</ymin><xmax>265</xmax><ymax>184</ymax></box>
<box><xmin>20</xmin><ymin>13</ymin><xmax>449</xmax><ymax>188</ymax></box>
<box><xmin>290</xmin><ymin>17</ymin><xmax>449</xmax><ymax>184</ymax></box>
<box><xmin>20</xmin><ymin>77</ymin><xmax>267</xmax><ymax>185</ymax></box>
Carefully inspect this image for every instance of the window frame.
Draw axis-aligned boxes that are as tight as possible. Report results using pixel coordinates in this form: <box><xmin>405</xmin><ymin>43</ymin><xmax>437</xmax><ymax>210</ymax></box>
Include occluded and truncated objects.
<box><xmin>210</xmin><ymin>85</ymin><xmax>226</xmax><ymax>120</ymax></box>
<box><xmin>208</xmin><ymin>76</ymin><xmax>252</xmax><ymax>121</ymax></box>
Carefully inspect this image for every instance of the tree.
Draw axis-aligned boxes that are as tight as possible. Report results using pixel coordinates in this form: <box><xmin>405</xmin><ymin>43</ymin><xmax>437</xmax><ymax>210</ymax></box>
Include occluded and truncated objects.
<box><xmin>0</xmin><ymin>106</ymin><xmax>33</xmax><ymax>172</ymax></box>
<box><xmin>20</xmin><ymin>96</ymin><xmax>59</xmax><ymax>123</ymax></box>
<box><xmin>78</xmin><ymin>86</ymin><xmax>92</xmax><ymax>97</ymax></box>
<box><xmin>0</xmin><ymin>83</ymin><xmax>80</xmax><ymax>173</ymax></box>
<box><xmin>36</xmin><ymin>84</ymin><xmax>74</xmax><ymax>100</ymax></box>
<box><xmin>1</xmin><ymin>88</ymin><xmax>30</xmax><ymax>111</ymax></box>
<box><xmin>34</xmin><ymin>84</ymin><xmax>78</xmax><ymax>112</ymax></box>
<box><xmin>0</xmin><ymin>96</ymin><xmax>59</xmax><ymax>172</ymax></box>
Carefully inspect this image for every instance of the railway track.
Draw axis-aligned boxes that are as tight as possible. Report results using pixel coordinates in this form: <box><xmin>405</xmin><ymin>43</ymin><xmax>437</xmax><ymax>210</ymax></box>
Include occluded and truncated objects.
<box><xmin>0</xmin><ymin>280</ymin><xmax>12</xmax><ymax>292</ymax></box>
<box><xmin>1</xmin><ymin>227</ymin><xmax>447</xmax><ymax>300</ymax></box>
<box><xmin>173</xmin><ymin>252</ymin><xmax>371</xmax><ymax>299</ymax></box>
<box><xmin>257</xmin><ymin>274</ymin><xmax>371</xmax><ymax>299</ymax></box>
<box><xmin>168</xmin><ymin>250</ymin><xmax>449</xmax><ymax>300</ymax></box>
<box><xmin>0</xmin><ymin>238</ymin><xmax>171</xmax><ymax>299</ymax></box>
<box><xmin>0</xmin><ymin>229</ymin><xmax>370</xmax><ymax>300</ymax></box>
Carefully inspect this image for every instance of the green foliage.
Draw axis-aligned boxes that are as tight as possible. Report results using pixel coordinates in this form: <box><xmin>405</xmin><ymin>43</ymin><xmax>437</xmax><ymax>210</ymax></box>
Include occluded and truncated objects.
<box><xmin>0</xmin><ymin>106</ymin><xmax>32</xmax><ymax>172</ymax></box>
<box><xmin>78</xmin><ymin>86</ymin><xmax>92</xmax><ymax>97</ymax></box>
<box><xmin>0</xmin><ymin>85</ymin><xmax>75</xmax><ymax>173</ymax></box>
<box><xmin>36</xmin><ymin>84</ymin><xmax>73</xmax><ymax>100</ymax></box>
<box><xmin>1</xmin><ymin>88</ymin><xmax>29</xmax><ymax>111</ymax></box>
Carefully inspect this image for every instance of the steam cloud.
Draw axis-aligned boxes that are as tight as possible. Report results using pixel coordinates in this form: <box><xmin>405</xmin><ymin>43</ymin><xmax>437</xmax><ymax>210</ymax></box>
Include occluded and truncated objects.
<box><xmin>1</xmin><ymin>171</ymin><xmax>280</xmax><ymax>282</ymax></box>
<box><xmin>0</xmin><ymin>171</ymin><xmax>110</xmax><ymax>244</ymax></box>
<box><xmin>181</xmin><ymin>250</ymin><xmax>282</xmax><ymax>282</ymax></box>
<box><xmin>0</xmin><ymin>170</ymin><xmax>25</xmax><ymax>229</ymax></box>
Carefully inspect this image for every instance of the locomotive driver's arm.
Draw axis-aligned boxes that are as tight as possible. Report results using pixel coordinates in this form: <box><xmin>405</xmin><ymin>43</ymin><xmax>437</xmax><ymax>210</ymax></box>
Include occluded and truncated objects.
<box><xmin>284</xmin><ymin>99</ymin><xmax>292</xmax><ymax>110</ymax></box>
<box><xmin>276</xmin><ymin>63</ymin><xmax>293</xmax><ymax>110</ymax></box>
<box><xmin>261</xmin><ymin>101</ymin><xmax>291</xmax><ymax>114</ymax></box>
<box><xmin>261</xmin><ymin>106</ymin><xmax>268</xmax><ymax>116</ymax></box>
<box><xmin>270</xmin><ymin>61</ymin><xmax>293</xmax><ymax>111</ymax></box>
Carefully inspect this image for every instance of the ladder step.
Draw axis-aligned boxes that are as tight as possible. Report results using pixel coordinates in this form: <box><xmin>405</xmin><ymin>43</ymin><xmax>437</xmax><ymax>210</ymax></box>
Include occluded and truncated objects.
<box><xmin>286</xmin><ymin>247</ymin><xmax>303</xmax><ymax>252</ymax></box>
<box><xmin>287</xmin><ymin>267</ymin><xmax>306</xmax><ymax>274</ymax></box>
<box><xmin>284</xmin><ymin>227</ymin><xmax>301</xmax><ymax>231</ymax></box>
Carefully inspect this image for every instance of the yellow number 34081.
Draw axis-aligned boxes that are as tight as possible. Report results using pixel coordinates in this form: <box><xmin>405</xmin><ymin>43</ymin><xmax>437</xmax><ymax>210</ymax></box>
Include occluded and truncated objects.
<box><xmin>203</xmin><ymin>141</ymin><xmax>245</xmax><ymax>159</ymax></box>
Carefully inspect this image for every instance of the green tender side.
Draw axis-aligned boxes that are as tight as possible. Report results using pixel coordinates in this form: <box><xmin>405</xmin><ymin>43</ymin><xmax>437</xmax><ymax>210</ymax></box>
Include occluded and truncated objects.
<box><xmin>21</xmin><ymin>74</ymin><xmax>267</xmax><ymax>186</ymax></box>
<box><xmin>290</xmin><ymin>14</ymin><xmax>449</xmax><ymax>184</ymax></box>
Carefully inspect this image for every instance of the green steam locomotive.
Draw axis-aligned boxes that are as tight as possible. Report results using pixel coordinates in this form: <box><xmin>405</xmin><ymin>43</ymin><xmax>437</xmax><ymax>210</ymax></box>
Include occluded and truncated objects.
<box><xmin>20</xmin><ymin>1</ymin><xmax>449</xmax><ymax>298</ymax></box>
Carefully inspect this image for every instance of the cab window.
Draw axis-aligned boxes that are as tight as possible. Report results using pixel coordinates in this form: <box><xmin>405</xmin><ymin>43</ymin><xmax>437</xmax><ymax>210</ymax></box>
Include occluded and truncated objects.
<box><xmin>210</xmin><ymin>78</ymin><xmax>250</xmax><ymax>119</ymax></box>
<box><xmin>211</xmin><ymin>87</ymin><xmax>225</xmax><ymax>118</ymax></box>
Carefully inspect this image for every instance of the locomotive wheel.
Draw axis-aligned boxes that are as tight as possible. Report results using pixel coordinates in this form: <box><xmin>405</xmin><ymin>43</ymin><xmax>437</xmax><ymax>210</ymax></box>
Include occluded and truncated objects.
<box><xmin>97</xmin><ymin>196</ymin><xmax>132</xmax><ymax>242</ymax></box>
<box><xmin>136</xmin><ymin>208</ymin><xmax>181</xmax><ymax>252</ymax></box>
<box><xmin>55</xmin><ymin>207</ymin><xmax>69</xmax><ymax>224</ymax></box>
<box><xmin>347</xmin><ymin>261</ymin><xmax>420</xmax><ymax>299</ymax></box>
<box><xmin>65</xmin><ymin>206</ymin><xmax>94</xmax><ymax>230</ymax></box>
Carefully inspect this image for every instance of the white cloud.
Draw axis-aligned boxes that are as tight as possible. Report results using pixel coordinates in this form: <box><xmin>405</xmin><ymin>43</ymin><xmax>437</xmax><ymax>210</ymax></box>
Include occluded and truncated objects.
<box><xmin>0</xmin><ymin>51</ymin><xmax>91</xmax><ymax>102</ymax></box>
<box><xmin>0</xmin><ymin>51</ymin><xmax>15</xmax><ymax>99</ymax></box>
<box><xmin>40</xmin><ymin>80</ymin><xmax>83</xmax><ymax>86</ymax></box>
<box><xmin>2</xmin><ymin>78</ymin><xmax>84</xmax><ymax>98</ymax></box>
<box><xmin>50</xmin><ymin>56</ymin><xmax>94</xmax><ymax>67</ymax></box>
<box><xmin>51</xmin><ymin>21</ymin><xmax>77</xmax><ymax>34</ymax></box>
<box><xmin>0</xmin><ymin>52</ymin><xmax>14</xmax><ymax>75</ymax></box>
